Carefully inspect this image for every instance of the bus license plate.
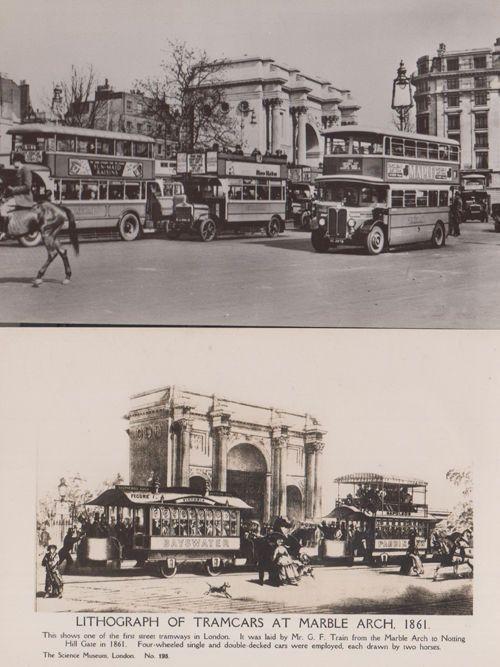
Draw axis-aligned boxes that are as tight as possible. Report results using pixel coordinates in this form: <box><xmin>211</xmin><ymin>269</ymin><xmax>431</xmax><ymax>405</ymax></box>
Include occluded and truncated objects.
<box><xmin>212</xmin><ymin>557</ymin><xmax>221</xmax><ymax>567</ymax></box>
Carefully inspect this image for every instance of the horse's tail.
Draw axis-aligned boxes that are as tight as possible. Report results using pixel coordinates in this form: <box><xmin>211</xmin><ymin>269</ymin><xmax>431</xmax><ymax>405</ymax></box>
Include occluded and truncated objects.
<box><xmin>61</xmin><ymin>205</ymin><xmax>79</xmax><ymax>256</ymax></box>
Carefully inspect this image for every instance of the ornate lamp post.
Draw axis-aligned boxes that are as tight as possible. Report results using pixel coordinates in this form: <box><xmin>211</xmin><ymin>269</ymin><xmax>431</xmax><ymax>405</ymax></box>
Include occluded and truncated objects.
<box><xmin>391</xmin><ymin>61</ymin><xmax>413</xmax><ymax>131</ymax></box>
<box><xmin>57</xmin><ymin>477</ymin><xmax>69</xmax><ymax>542</ymax></box>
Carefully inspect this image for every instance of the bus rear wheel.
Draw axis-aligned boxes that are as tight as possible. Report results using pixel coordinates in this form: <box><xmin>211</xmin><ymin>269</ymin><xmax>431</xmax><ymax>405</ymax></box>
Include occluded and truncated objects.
<box><xmin>118</xmin><ymin>213</ymin><xmax>141</xmax><ymax>241</ymax></box>
<box><xmin>266</xmin><ymin>217</ymin><xmax>281</xmax><ymax>237</ymax></box>
<box><xmin>311</xmin><ymin>230</ymin><xmax>330</xmax><ymax>253</ymax></box>
<box><xmin>431</xmin><ymin>222</ymin><xmax>446</xmax><ymax>248</ymax></box>
<box><xmin>366</xmin><ymin>225</ymin><xmax>385</xmax><ymax>255</ymax></box>
<box><xmin>18</xmin><ymin>231</ymin><xmax>42</xmax><ymax>247</ymax></box>
<box><xmin>158</xmin><ymin>561</ymin><xmax>177</xmax><ymax>578</ymax></box>
<box><xmin>199</xmin><ymin>218</ymin><xmax>216</xmax><ymax>242</ymax></box>
<box><xmin>204</xmin><ymin>559</ymin><xmax>223</xmax><ymax>576</ymax></box>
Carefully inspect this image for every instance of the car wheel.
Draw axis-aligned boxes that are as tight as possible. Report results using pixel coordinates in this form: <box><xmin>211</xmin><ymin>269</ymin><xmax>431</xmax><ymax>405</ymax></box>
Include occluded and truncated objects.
<box><xmin>366</xmin><ymin>225</ymin><xmax>385</xmax><ymax>255</ymax></box>
<box><xmin>118</xmin><ymin>213</ymin><xmax>141</xmax><ymax>241</ymax></box>
<box><xmin>18</xmin><ymin>230</ymin><xmax>42</xmax><ymax>247</ymax></box>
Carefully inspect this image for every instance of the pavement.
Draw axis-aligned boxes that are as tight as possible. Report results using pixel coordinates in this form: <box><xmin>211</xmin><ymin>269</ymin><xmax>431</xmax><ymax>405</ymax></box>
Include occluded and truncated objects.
<box><xmin>1</xmin><ymin>221</ymin><xmax>499</xmax><ymax>327</ymax></box>
<box><xmin>36</xmin><ymin>561</ymin><xmax>472</xmax><ymax>615</ymax></box>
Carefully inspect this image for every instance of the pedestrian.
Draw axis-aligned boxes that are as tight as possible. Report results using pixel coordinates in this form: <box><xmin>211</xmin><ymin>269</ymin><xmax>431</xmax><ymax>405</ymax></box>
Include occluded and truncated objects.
<box><xmin>42</xmin><ymin>545</ymin><xmax>64</xmax><ymax>598</ymax></box>
<box><xmin>273</xmin><ymin>537</ymin><xmax>300</xmax><ymax>586</ymax></box>
<box><xmin>58</xmin><ymin>527</ymin><xmax>81</xmax><ymax>572</ymax></box>
<box><xmin>450</xmin><ymin>190</ymin><xmax>463</xmax><ymax>237</ymax></box>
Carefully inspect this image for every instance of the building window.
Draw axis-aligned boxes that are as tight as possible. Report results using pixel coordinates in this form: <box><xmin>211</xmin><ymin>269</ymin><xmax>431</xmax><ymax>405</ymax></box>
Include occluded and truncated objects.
<box><xmin>475</xmin><ymin>152</ymin><xmax>488</xmax><ymax>169</ymax></box>
<box><xmin>136</xmin><ymin>123</ymin><xmax>143</xmax><ymax>133</ymax></box>
<box><xmin>474</xmin><ymin>75</ymin><xmax>487</xmax><ymax>88</ymax></box>
<box><xmin>126</xmin><ymin>100</ymin><xmax>133</xmax><ymax>112</ymax></box>
<box><xmin>474</xmin><ymin>55</ymin><xmax>487</xmax><ymax>69</ymax></box>
<box><xmin>475</xmin><ymin>112</ymin><xmax>488</xmax><ymax>129</ymax></box>
<box><xmin>137</xmin><ymin>101</ymin><xmax>144</xmax><ymax>114</ymax></box>
<box><xmin>447</xmin><ymin>76</ymin><xmax>459</xmax><ymax>90</ymax></box>
<box><xmin>416</xmin><ymin>80</ymin><xmax>429</xmax><ymax>93</ymax></box>
<box><xmin>417</xmin><ymin>61</ymin><xmax>428</xmax><ymax>75</ymax></box>
<box><xmin>447</xmin><ymin>57</ymin><xmax>459</xmax><ymax>71</ymax></box>
<box><xmin>446</xmin><ymin>93</ymin><xmax>460</xmax><ymax>108</ymax></box>
<box><xmin>126</xmin><ymin>121</ymin><xmax>132</xmax><ymax>132</ymax></box>
<box><xmin>475</xmin><ymin>132</ymin><xmax>488</xmax><ymax>148</ymax></box>
<box><xmin>448</xmin><ymin>114</ymin><xmax>460</xmax><ymax>131</ymax></box>
<box><xmin>474</xmin><ymin>91</ymin><xmax>488</xmax><ymax>106</ymax></box>
<box><xmin>416</xmin><ymin>97</ymin><xmax>429</xmax><ymax>113</ymax></box>
<box><xmin>416</xmin><ymin>114</ymin><xmax>429</xmax><ymax>134</ymax></box>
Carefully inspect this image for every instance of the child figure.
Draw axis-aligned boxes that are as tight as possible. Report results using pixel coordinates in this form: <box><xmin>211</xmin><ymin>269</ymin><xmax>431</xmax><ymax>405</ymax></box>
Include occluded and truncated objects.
<box><xmin>42</xmin><ymin>544</ymin><xmax>64</xmax><ymax>598</ymax></box>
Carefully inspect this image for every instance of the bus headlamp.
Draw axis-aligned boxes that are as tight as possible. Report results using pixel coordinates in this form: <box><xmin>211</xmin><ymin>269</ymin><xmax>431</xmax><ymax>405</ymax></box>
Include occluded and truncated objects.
<box><xmin>318</xmin><ymin>217</ymin><xmax>326</xmax><ymax>227</ymax></box>
<box><xmin>348</xmin><ymin>218</ymin><xmax>356</xmax><ymax>229</ymax></box>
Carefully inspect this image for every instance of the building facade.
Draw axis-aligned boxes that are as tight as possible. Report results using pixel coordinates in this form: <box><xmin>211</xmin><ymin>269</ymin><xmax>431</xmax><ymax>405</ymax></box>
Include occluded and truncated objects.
<box><xmin>412</xmin><ymin>39</ymin><xmax>500</xmax><ymax>194</ymax></box>
<box><xmin>126</xmin><ymin>386</ymin><xmax>326</xmax><ymax>523</ymax></box>
<box><xmin>0</xmin><ymin>75</ymin><xmax>31</xmax><ymax>162</ymax></box>
<box><xmin>215</xmin><ymin>56</ymin><xmax>360</xmax><ymax>169</ymax></box>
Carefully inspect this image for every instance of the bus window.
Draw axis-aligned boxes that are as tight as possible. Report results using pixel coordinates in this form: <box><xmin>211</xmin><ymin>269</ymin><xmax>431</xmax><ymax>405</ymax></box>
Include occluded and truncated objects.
<box><xmin>109</xmin><ymin>182</ymin><xmax>124</xmax><ymax>199</ymax></box>
<box><xmin>392</xmin><ymin>138</ymin><xmax>404</xmax><ymax>156</ymax></box>
<box><xmin>242</xmin><ymin>180</ymin><xmax>256</xmax><ymax>200</ymax></box>
<box><xmin>429</xmin><ymin>143</ymin><xmax>439</xmax><ymax>160</ymax></box>
<box><xmin>404</xmin><ymin>190</ymin><xmax>416</xmax><ymax>207</ymax></box>
<box><xmin>99</xmin><ymin>182</ymin><xmax>108</xmax><ymax>199</ymax></box>
<box><xmin>256</xmin><ymin>180</ymin><xmax>269</xmax><ymax>200</ymax></box>
<box><xmin>76</xmin><ymin>137</ymin><xmax>96</xmax><ymax>154</ymax></box>
<box><xmin>429</xmin><ymin>191</ymin><xmax>438</xmax><ymax>207</ymax></box>
<box><xmin>438</xmin><ymin>145</ymin><xmax>449</xmax><ymax>160</ymax></box>
<box><xmin>228</xmin><ymin>183</ymin><xmax>242</xmax><ymax>200</ymax></box>
<box><xmin>417</xmin><ymin>141</ymin><xmax>428</xmax><ymax>159</ymax></box>
<box><xmin>449</xmin><ymin>145</ymin><xmax>459</xmax><ymax>162</ymax></box>
<box><xmin>116</xmin><ymin>140</ymin><xmax>132</xmax><ymax>157</ymax></box>
<box><xmin>134</xmin><ymin>142</ymin><xmax>149</xmax><ymax>157</ymax></box>
<box><xmin>81</xmin><ymin>181</ymin><xmax>99</xmax><ymax>200</ymax></box>
<box><xmin>56</xmin><ymin>135</ymin><xmax>75</xmax><ymax>152</ymax></box>
<box><xmin>125</xmin><ymin>182</ymin><xmax>141</xmax><ymax>200</ymax></box>
<box><xmin>416</xmin><ymin>190</ymin><xmax>428</xmax><ymax>207</ymax></box>
<box><xmin>270</xmin><ymin>183</ymin><xmax>283</xmax><ymax>200</ymax></box>
<box><xmin>97</xmin><ymin>138</ymin><xmax>114</xmax><ymax>155</ymax></box>
<box><xmin>61</xmin><ymin>180</ymin><xmax>80</xmax><ymax>200</ymax></box>
<box><xmin>384</xmin><ymin>137</ymin><xmax>391</xmax><ymax>155</ymax></box>
<box><xmin>404</xmin><ymin>140</ymin><xmax>416</xmax><ymax>157</ymax></box>
<box><xmin>439</xmin><ymin>190</ymin><xmax>449</xmax><ymax>206</ymax></box>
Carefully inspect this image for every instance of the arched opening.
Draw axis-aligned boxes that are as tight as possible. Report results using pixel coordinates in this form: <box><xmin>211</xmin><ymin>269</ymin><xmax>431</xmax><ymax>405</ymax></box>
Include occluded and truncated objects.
<box><xmin>286</xmin><ymin>485</ymin><xmax>303</xmax><ymax>521</ymax></box>
<box><xmin>227</xmin><ymin>443</ymin><xmax>267</xmax><ymax>521</ymax></box>
<box><xmin>306</xmin><ymin>123</ymin><xmax>320</xmax><ymax>162</ymax></box>
<box><xmin>189</xmin><ymin>475</ymin><xmax>207</xmax><ymax>495</ymax></box>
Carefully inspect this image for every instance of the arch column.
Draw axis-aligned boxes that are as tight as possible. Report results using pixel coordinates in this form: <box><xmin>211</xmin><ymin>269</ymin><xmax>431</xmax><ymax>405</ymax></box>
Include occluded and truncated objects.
<box><xmin>210</xmin><ymin>410</ymin><xmax>232</xmax><ymax>492</ymax></box>
<box><xmin>296</xmin><ymin>106</ymin><xmax>308</xmax><ymax>164</ymax></box>
<box><xmin>173</xmin><ymin>410</ymin><xmax>192</xmax><ymax>486</ymax></box>
<box><xmin>272</xmin><ymin>426</ymin><xmax>289</xmax><ymax>517</ymax></box>
<box><xmin>271</xmin><ymin>98</ymin><xmax>283</xmax><ymax>153</ymax></box>
<box><xmin>304</xmin><ymin>442</ymin><xmax>316</xmax><ymax>519</ymax></box>
<box><xmin>312</xmin><ymin>442</ymin><xmax>325</xmax><ymax>517</ymax></box>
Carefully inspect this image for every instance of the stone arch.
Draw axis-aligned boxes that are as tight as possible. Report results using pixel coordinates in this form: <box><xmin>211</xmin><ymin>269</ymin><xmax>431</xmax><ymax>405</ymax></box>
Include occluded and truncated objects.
<box><xmin>306</xmin><ymin>123</ymin><xmax>321</xmax><ymax>161</ymax></box>
<box><xmin>286</xmin><ymin>484</ymin><xmax>303</xmax><ymax>521</ymax></box>
<box><xmin>226</xmin><ymin>442</ymin><xmax>268</xmax><ymax>520</ymax></box>
<box><xmin>189</xmin><ymin>475</ymin><xmax>208</xmax><ymax>495</ymax></box>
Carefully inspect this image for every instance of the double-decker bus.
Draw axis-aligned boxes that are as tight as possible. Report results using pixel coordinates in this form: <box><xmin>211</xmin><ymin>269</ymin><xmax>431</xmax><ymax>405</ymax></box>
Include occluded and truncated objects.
<box><xmin>78</xmin><ymin>485</ymin><xmax>252</xmax><ymax>577</ymax></box>
<box><xmin>4</xmin><ymin>124</ymin><xmax>184</xmax><ymax>246</ymax></box>
<box><xmin>321</xmin><ymin>473</ymin><xmax>440</xmax><ymax>565</ymax></box>
<box><xmin>169</xmin><ymin>149</ymin><xmax>287</xmax><ymax>241</ymax></box>
<box><xmin>310</xmin><ymin>127</ymin><xmax>460</xmax><ymax>255</ymax></box>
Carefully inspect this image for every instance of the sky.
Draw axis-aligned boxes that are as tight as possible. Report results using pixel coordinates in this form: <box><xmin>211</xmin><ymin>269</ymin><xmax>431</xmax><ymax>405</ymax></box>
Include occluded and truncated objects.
<box><xmin>1</xmin><ymin>0</ymin><xmax>500</xmax><ymax>129</ymax></box>
<box><xmin>1</xmin><ymin>328</ymin><xmax>492</xmax><ymax>514</ymax></box>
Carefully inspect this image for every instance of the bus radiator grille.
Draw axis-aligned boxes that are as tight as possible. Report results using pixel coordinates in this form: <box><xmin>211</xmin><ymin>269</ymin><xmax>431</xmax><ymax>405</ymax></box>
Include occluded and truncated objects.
<box><xmin>328</xmin><ymin>208</ymin><xmax>337</xmax><ymax>237</ymax></box>
<box><xmin>337</xmin><ymin>208</ymin><xmax>348</xmax><ymax>238</ymax></box>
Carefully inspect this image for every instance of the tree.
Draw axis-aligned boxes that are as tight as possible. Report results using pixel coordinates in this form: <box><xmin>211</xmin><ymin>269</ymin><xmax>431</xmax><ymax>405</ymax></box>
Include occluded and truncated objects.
<box><xmin>48</xmin><ymin>65</ymin><xmax>108</xmax><ymax>128</ymax></box>
<box><xmin>136</xmin><ymin>41</ymin><xmax>237</xmax><ymax>151</ymax></box>
<box><xmin>436</xmin><ymin>467</ymin><xmax>473</xmax><ymax>535</ymax></box>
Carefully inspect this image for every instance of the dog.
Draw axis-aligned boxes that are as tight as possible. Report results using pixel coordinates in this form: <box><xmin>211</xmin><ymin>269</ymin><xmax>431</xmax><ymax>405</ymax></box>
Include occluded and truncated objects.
<box><xmin>204</xmin><ymin>581</ymin><xmax>232</xmax><ymax>598</ymax></box>
<box><xmin>297</xmin><ymin>562</ymin><xmax>314</xmax><ymax>579</ymax></box>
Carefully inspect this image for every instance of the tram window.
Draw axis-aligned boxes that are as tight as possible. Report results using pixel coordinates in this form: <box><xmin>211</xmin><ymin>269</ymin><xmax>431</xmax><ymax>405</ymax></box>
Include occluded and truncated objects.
<box><xmin>109</xmin><ymin>182</ymin><xmax>124</xmax><ymax>199</ymax></box>
<box><xmin>97</xmin><ymin>138</ymin><xmax>114</xmax><ymax>155</ymax></box>
<box><xmin>416</xmin><ymin>190</ymin><xmax>428</xmax><ymax>207</ymax></box>
<box><xmin>439</xmin><ymin>190</ymin><xmax>449</xmax><ymax>206</ymax></box>
<box><xmin>214</xmin><ymin>510</ymin><xmax>222</xmax><ymax>536</ymax></box>
<box><xmin>81</xmin><ymin>181</ymin><xmax>99</xmax><ymax>200</ymax></box>
<box><xmin>205</xmin><ymin>510</ymin><xmax>213</xmax><ymax>536</ymax></box>
<box><xmin>228</xmin><ymin>183</ymin><xmax>242</xmax><ymax>200</ymax></box>
<box><xmin>429</xmin><ymin>190</ymin><xmax>438</xmax><ymax>207</ymax></box>
<box><xmin>61</xmin><ymin>180</ymin><xmax>80</xmax><ymax>200</ymax></box>
<box><xmin>189</xmin><ymin>509</ymin><xmax>198</xmax><ymax>536</ymax></box>
<box><xmin>449</xmin><ymin>145</ymin><xmax>459</xmax><ymax>162</ymax></box>
<box><xmin>242</xmin><ymin>181</ymin><xmax>256</xmax><ymax>200</ymax></box>
<box><xmin>56</xmin><ymin>135</ymin><xmax>76</xmax><ymax>152</ymax></box>
<box><xmin>429</xmin><ymin>143</ymin><xmax>439</xmax><ymax>160</ymax></box>
<box><xmin>332</xmin><ymin>139</ymin><xmax>347</xmax><ymax>154</ymax></box>
<box><xmin>197</xmin><ymin>509</ymin><xmax>205</xmax><ymax>535</ymax></box>
<box><xmin>392</xmin><ymin>138</ymin><xmax>404</xmax><ymax>156</ymax></box>
<box><xmin>99</xmin><ymin>182</ymin><xmax>108</xmax><ymax>199</ymax></box>
<box><xmin>151</xmin><ymin>507</ymin><xmax>161</xmax><ymax>535</ymax></box>
<box><xmin>76</xmin><ymin>137</ymin><xmax>96</xmax><ymax>154</ymax></box>
<box><xmin>125</xmin><ymin>182</ymin><xmax>141</xmax><ymax>200</ymax></box>
<box><xmin>404</xmin><ymin>190</ymin><xmax>416</xmax><ymax>207</ymax></box>
<box><xmin>404</xmin><ymin>140</ymin><xmax>416</xmax><ymax>157</ymax></box>
<box><xmin>230</xmin><ymin>511</ymin><xmax>238</xmax><ymax>536</ymax></box>
<box><xmin>438</xmin><ymin>145</ymin><xmax>449</xmax><ymax>160</ymax></box>
<box><xmin>134</xmin><ymin>142</ymin><xmax>149</xmax><ymax>157</ymax></box>
<box><xmin>257</xmin><ymin>180</ymin><xmax>269</xmax><ymax>200</ymax></box>
<box><xmin>417</xmin><ymin>141</ymin><xmax>428</xmax><ymax>158</ymax></box>
<box><xmin>116</xmin><ymin>140</ymin><xmax>132</xmax><ymax>157</ymax></box>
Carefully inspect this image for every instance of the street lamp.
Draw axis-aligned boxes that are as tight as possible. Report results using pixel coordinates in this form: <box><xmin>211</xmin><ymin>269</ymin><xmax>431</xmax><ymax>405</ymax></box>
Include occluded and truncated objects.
<box><xmin>391</xmin><ymin>60</ymin><xmax>413</xmax><ymax>131</ymax></box>
<box><xmin>58</xmin><ymin>477</ymin><xmax>68</xmax><ymax>502</ymax></box>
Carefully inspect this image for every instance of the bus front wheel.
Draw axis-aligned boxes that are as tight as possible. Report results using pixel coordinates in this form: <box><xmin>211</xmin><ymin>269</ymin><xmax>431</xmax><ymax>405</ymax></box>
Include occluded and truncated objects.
<box><xmin>431</xmin><ymin>222</ymin><xmax>446</xmax><ymax>248</ymax></box>
<box><xmin>18</xmin><ymin>231</ymin><xmax>42</xmax><ymax>247</ymax></box>
<box><xmin>266</xmin><ymin>217</ymin><xmax>281</xmax><ymax>238</ymax></box>
<box><xmin>118</xmin><ymin>213</ymin><xmax>141</xmax><ymax>241</ymax></box>
<box><xmin>366</xmin><ymin>225</ymin><xmax>385</xmax><ymax>255</ymax></box>
<box><xmin>205</xmin><ymin>559</ymin><xmax>223</xmax><ymax>576</ymax></box>
<box><xmin>158</xmin><ymin>561</ymin><xmax>177</xmax><ymax>578</ymax></box>
<box><xmin>199</xmin><ymin>218</ymin><xmax>216</xmax><ymax>242</ymax></box>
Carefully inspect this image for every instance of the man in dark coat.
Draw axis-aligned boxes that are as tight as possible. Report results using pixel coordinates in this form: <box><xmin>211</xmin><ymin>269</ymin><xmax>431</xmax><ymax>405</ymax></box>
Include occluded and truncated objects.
<box><xmin>255</xmin><ymin>536</ymin><xmax>277</xmax><ymax>586</ymax></box>
<box><xmin>450</xmin><ymin>191</ymin><xmax>463</xmax><ymax>237</ymax></box>
<box><xmin>58</xmin><ymin>528</ymin><xmax>81</xmax><ymax>572</ymax></box>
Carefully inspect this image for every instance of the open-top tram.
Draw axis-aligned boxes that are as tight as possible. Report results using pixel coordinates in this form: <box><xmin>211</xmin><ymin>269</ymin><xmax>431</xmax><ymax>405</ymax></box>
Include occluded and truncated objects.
<box><xmin>80</xmin><ymin>485</ymin><xmax>252</xmax><ymax>577</ymax></box>
<box><xmin>321</xmin><ymin>473</ymin><xmax>439</xmax><ymax>565</ymax></box>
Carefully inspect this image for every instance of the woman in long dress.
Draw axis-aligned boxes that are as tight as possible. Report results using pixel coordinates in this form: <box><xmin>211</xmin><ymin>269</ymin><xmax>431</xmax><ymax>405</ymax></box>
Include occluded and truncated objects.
<box><xmin>272</xmin><ymin>538</ymin><xmax>300</xmax><ymax>586</ymax></box>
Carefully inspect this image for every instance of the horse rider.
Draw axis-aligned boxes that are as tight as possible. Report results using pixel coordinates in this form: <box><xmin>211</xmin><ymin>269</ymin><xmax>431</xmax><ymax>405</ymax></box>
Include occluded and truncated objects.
<box><xmin>0</xmin><ymin>152</ymin><xmax>35</xmax><ymax>234</ymax></box>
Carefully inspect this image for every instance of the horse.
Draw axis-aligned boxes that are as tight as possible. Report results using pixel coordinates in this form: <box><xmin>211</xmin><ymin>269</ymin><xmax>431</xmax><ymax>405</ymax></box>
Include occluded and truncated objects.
<box><xmin>432</xmin><ymin>532</ymin><xmax>473</xmax><ymax>581</ymax></box>
<box><xmin>0</xmin><ymin>186</ymin><xmax>79</xmax><ymax>286</ymax></box>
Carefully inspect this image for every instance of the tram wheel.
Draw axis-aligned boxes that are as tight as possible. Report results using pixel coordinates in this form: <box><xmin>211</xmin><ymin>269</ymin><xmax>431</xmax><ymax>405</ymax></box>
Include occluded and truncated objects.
<box><xmin>158</xmin><ymin>561</ymin><xmax>177</xmax><ymax>578</ymax></box>
<box><xmin>366</xmin><ymin>225</ymin><xmax>385</xmax><ymax>255</ymax></box>
<box><xmin>431</xmin><ymin>222</ymin><xmax>446</xmax><ymax>248</ymax></box>
<box><xmin>118</xmin><ymin>213</ymin><xmax>141</xmax><ymax>241</ymax></box>
<box><xmin>18</xmin><ymin>230</ymin><xmax>42</xmax><ymax>247</ymax></box>
<box><xmin>266</xmin><ymin>217</ymin><xmax>281</xmax><ymax>238</ymax></box>
<box><xmin>199</xmin><ymin>218</ymin><xmax>216</xmax><ymax>242</ymax></box>
<box><xmin>204</xmin><ymin>560</ymin><xmax>223</xmax><ymax>576</ymax></box>
<box><xmin>311</xmin><ymin>229</ymin><xmax>330</xmax><ymax>253</ymax></box>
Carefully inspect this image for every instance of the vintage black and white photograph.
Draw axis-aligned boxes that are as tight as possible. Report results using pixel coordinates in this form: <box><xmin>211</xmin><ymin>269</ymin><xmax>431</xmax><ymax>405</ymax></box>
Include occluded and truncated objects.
<box><xmin>24</xmin><ymin>329</ymin><xmax>477</xmax><ymax>616</ymax></box>
<box><xmin>0</xmin><ymin>0</ymin><xmax>499</xmax><ymax>326</ymax></box>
